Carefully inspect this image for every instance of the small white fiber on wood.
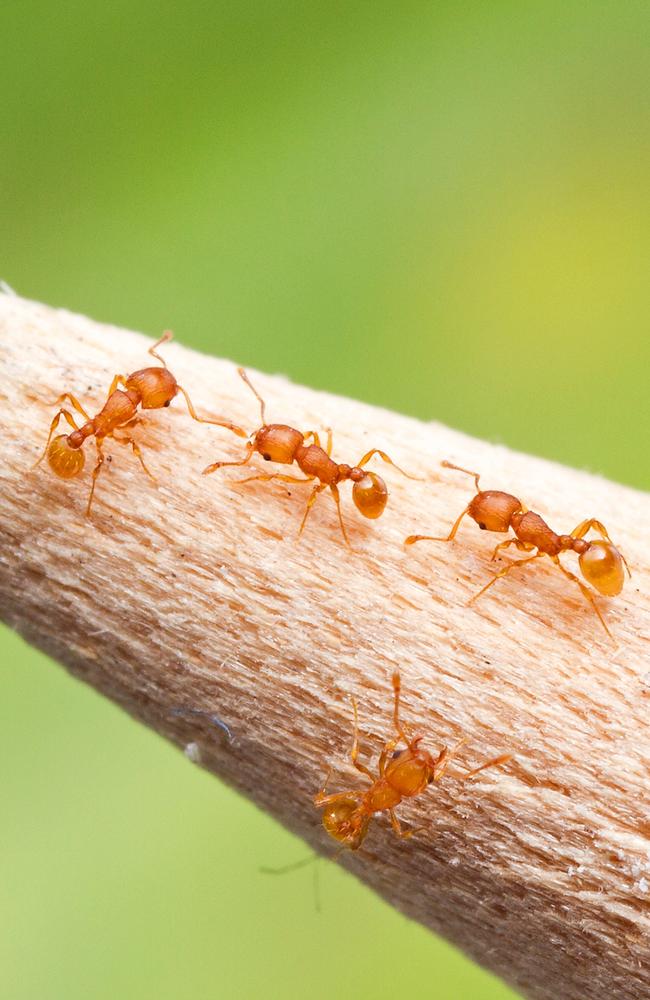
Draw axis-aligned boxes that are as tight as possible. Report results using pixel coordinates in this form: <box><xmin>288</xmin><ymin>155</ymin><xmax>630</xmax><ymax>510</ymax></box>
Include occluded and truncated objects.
<box><xmin>0</xmin><ymin>295</ymin><xmax>649</xmax><ymax>999</ymax></box>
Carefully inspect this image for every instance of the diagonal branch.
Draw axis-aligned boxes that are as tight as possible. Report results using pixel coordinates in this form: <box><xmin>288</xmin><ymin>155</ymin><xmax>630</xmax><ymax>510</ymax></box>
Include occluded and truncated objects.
<box><xmin>0</xmin><ymin>294</ymin><xmax>649</xmax><ymax>1000</ymax></box>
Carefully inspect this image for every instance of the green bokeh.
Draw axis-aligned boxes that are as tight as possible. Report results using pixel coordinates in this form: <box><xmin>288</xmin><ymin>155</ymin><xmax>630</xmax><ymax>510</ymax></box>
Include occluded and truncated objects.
<box><xmin>2</xmin><ymin>3</ymin><xmax>648</xmax><ymax>998</ymax></box>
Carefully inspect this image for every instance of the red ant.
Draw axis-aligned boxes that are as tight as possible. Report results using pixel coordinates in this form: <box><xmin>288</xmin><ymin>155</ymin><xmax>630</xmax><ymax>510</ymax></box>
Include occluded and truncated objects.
<box><xmin>405</xmin><ymin>460</ymin><xmax>630</xmax><ymax>637</ymax></box>
<box><xmin>202</xmin><ymin>368</ymin><xmax>418</xmax><ymax>545</ymax></box>
<box><xmin>35</xmin><ymin>332</ymin><xmax>246</xmax><ymax>514</ymax></box>
<box><xmin>315</xmin><ymin>670</ymin><xmax>511</xmax><ymax>851</ymax></box>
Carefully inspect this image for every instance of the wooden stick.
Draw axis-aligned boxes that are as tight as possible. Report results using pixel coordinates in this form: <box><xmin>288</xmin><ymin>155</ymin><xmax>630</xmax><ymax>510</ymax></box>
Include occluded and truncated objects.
<box><xmin>1</xmin><ymin>293</ymin><xmax>649</xmax><ymax>1000</ymax></box>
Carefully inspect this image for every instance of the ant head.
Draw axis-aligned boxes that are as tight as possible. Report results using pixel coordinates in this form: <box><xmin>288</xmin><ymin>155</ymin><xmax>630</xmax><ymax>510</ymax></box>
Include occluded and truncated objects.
<box><xmin>469</xmin><ymin>491</ymin><xmax>522</xmax><ymax>532</ymax></box>
<box><xmin>321</xmin><ymin>796</ymin><xmax>368</xmax><ymax>849</ymax></box>
<box><xmin>126</xmin><ymin>368</ymin><xmax>178</xmax><ymax>409</ymax></box>
<box><xmin>579</xmin><ymin>540</ymin><xmax>626</xmax><ymax>596</ymax></box>
<box><xmin>47</xmin><ymin>434</ymin><xmax>85</xmax><ymax>479</ymax></box>
<box><xmin>254</xmin><ymin>424</ymin><xmax>303</xmax><ymax>464</ymax></box>
<box><xmin>352</xmin><ymin>472</ymin><xmax>388</xmax><ymax>519</ymax></box>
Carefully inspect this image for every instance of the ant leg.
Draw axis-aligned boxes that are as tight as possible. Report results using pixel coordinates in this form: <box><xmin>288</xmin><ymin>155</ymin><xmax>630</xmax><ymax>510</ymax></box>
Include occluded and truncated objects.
<box><xmin>314</xmin><ymin>789</ymin><xmax>360</xmax><ymax>811</ymax></box>
<box><xmin>203</xmin><ymin>441</ymin><xmax>255</xmax><ymax>475</ymax></box>
<box><xmin>112</xmin><ymin>433</ymin><xmax>157</xmax><ymax>483</ymax></box>
<box><xmin>405</xmin><ymin>506</ymin><xmax>470</xmax><ymax>546</ymax></box>
<box><xmin>356</xmin><ymin>448</ymin><xmax>421</xmax><ymax>482</ymax></box>
<box><xmin>462</xmin><ymin>753</ymin><xmax>512</xmax><ymax>781</ymax></box>
<box><xmin>41</xmin><ymin>392</ymin><xmax>91</xmax><ymax>423</ymax></box>
<box><xmin>388</xmin><ymin>809</ymin><xmax>425</xmax><ymax>840</ymax></box>
<box><xmin>106</xmin><ymin>374</ymin><xmax>127</xmax><ymax>397</ymax></box>
<box><xmin>237</xmin><ymin>367</ymin><xmax>267</xmax><ymax>426</ymax></box>
<box><xmin>432</xmin><ymin>738</ymin><xmax>467</xmax><ymax>782</ymax></box>
<box><xmin>315</xmin><ymin>767</ymin><xmax>333</xmax><ymax>801</ymax></box>
<box><xmin>303</xmin><ymin>431</ymin><xmax>322</xmax><ymax>448</ymax></box>
<box><xmin>303</xmin><ymin>430</ymin><xmax>332</xmax><ymax>456</ymax></box>
<box><xmin>329</xmin><ymin>483</ymin><xmax>350</xmax><ymax>547</ymax></box>
<box><xmin>377</xmin><ymin>737</ymin><xmax>400</xmax><ymax>777</ymax></box>
<box><xmin>349</xmin><ymin>697</ymin><xmax>375</xmax><ymax>781</ymax></box>
<box><xmin>235</xmin><ymin>472</ymin><xmax>314</xmax><ymax>486</ymax></box>
<box><xmin>571</xmin><ymin>518</ymin><xmax>631</xmax><ymax>577</ymax></box>
<box><xmin>571</xmin><ymin>517</ymin><xmax>613</xmax><ymax>541</ymax></box>
<box><xmin>441</xmin><ymin>460</ymin><xmax>481</xmax><ymax>492</ymax></box>
<box><xmin>313</xmin><ymin>769</ymin><xmax>358</xmax><ymax>809</ymax></box>
<box><xmin>490</xmin><ymin>538</ymin><xmax>534</xmax><ymax>562</ymax></box>
<box><xmin>176</xmin><ymin>384</ymin><xmax>247</xmax><ymax>438</ymax></box>
<box><xmin>553</xmin><ymin>557</ymin><xmax>612</xmax><ymax>638</ymax></box>
<box><xmin>298</xmin><ymin>482</ymin><xmax>327</xmax><ymax>538</ymax></box>
<box><xmin>303</xmin><ymin>428</ymin><xmax>333</xmax><ymax>455</ymax></box>
<box><xmin>33</xmin><ymin>409</ymin><xmax>81</xmax><ymax>468</ymax></box>
<box><xmin>468</xmin><ymin>552</ymin><xmax>544</xmax><ymax>605</ymax></box>
<box><xmin>148</xmin><ymin>330</ymin><xmax>173</xmax><ymax>366</ymax></box>
<box><xmin>86</xmin><ymin>439</ymin><xmax>107</xmax><ymax>516</ymax></box>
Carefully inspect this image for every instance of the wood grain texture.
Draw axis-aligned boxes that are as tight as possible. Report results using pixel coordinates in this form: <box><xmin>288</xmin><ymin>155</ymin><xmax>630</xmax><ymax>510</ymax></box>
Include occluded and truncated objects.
<box><xmin>1</xmin><ymin>293</ymin><xmax>649</xmax><ymax>1000</ymax></box>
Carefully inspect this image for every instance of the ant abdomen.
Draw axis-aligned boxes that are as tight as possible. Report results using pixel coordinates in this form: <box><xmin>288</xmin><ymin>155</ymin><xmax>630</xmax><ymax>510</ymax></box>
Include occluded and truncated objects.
<box><xmin>321</xmin><ymin>797</ymin><xmax>367</xmax><ymax>848</ymax></box>
<box><xmin>469</xmin><ymin>491</ymin><xmax>522</xmax><ymax>532</ymax></box>
<box><xmin>579</xmin><ymin>541</ymin><xmax>625</xmax><ymax>596</ymax></box>
<box><xmin>48</xmin><ymin>434</ymin><xmax>85</xmax><ymax>479</ymax></box>
<box><xmin>352</xmin><ymin>472</ymin><xmax>388</xmax><ymax>519</ymax></box>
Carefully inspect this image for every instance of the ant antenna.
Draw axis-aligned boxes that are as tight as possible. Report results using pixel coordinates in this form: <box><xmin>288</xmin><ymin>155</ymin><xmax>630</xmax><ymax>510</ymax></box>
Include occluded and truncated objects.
<box><xmin>148</xmin><ymin>330</ymin><xmax>173</xmax><ymax>368</ymax></box>
<box><xmin>237</xmin><ymin>367</ymin><xmax>267</xmax><ymax>425</ymax></box>
<box><xmin>441</xmin><ymin>460</ymin><xmax>482</xmax><ymax>493</ymax></box>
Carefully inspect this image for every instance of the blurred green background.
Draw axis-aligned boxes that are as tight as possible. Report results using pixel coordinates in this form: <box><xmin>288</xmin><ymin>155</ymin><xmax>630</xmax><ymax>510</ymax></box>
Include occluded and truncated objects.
<box><xmin>2</xmin><ymin>2</ymin><xmax>649</xmax><ymax>998</ymax></box>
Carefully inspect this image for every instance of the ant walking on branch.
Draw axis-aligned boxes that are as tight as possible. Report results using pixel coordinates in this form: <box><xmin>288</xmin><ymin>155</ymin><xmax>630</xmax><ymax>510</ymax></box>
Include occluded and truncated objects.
<box><xmin>203</xmin><ymin>368</ymin><xmax>419</xmax><ymax>545</ymax></box>
<box><xmin>405</xmin><ymin>461</ymin><xmax>630</xmax><ymax>637</ymax></box>
<box><xmin>35</xmin><ymin>332</ymin><xmax>246</xmax><ymax>514</ymax></box>
<box><xmin>315</xmin><ymin>670</ymin><xmax>511</xmax><ymax>851</ymax></box>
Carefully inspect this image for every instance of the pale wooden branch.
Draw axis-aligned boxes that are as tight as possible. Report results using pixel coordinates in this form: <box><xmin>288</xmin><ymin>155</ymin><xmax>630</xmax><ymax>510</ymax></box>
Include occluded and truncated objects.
<box><xmin>1</xmin><ymin>294</ymin><xmax>649</xmax><ymax>1000</ymax></box>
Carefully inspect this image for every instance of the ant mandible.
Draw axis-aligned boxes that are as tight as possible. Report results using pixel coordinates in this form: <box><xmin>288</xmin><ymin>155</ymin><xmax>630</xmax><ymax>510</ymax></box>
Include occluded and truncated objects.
<box><xmin>315</xmin><ymin>670</ymin><xmax>511</xmax><ymax>851</ymax></box>
<box><xmin>405</xmin><ymin>460</ymin><xmax>630</xmax><ymax>637</ymax></box>
<box><xmin>202</xmin><ymin>368</ymin><xmax>418</xmax><ymax>545</ymax></box>
<box><xmin>35</xmin><ymin>332</ymin><xmax>246</xmax><ymax>514</ymax></box>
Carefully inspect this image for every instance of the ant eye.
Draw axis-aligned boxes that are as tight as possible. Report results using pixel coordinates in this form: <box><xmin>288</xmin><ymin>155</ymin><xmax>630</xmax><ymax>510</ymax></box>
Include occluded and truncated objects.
<box><xmin>263</xmin><ymin>453</ymin><xmax>271</xmax><ymax>461</ymax></box>
<box><xmin>391</xmin><ymin>749</ymin><xmax>401</xmax><ymax>760</ymax></box>
<box><xmin>478</xmin><ymin>522</ymin><xmax>486</xmax><ymax>530</ymax></box>
<box><xmin>164</xmin><ymin>399</ymin><xmax>171</xmax><ymax>407</ymax></box>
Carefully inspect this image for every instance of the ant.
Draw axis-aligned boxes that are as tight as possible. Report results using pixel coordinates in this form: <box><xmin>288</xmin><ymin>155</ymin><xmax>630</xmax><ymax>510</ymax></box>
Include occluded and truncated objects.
<box><xmin>405</xmin><ymin>460</ymin><xmax>630</xmax><ymax>637</ymax></box>
<box><xmin>35</xmin><ymin>332</ymin><xmax>246</xmax><ymax>514</ymax></box>
<box><xmin>315</xmin><ymin>670</ymin><xmax>511</xmax><ymax>851</ymax></box>
<box><xmin>202</xmin><ymin>368</ymin><xmax>419</xmax><ymax>545</ymax></box>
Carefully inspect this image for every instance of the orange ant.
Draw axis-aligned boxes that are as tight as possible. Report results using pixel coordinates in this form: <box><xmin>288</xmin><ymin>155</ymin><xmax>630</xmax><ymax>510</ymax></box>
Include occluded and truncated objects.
<box><xmin>405</xmin><ymin>460</ymin><xmax>630</xmax><ymax>637</ymax></box>
<box><xmin>202</xmin><ymin>368</ymin><xmax>418</xmax><ymax>545</ymax></box>
<box><xmin>315</xmin><ymin>670</ymin><xmax>511</xmax><ymax>851</ymax></box>
<box><xmin>35</xmin><ymin>332</ymin><xmax>246</xmax><ymax>514</ymax></box>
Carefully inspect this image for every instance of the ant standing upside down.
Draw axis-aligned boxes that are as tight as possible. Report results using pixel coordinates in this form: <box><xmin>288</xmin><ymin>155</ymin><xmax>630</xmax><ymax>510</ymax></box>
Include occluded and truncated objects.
<box><xmin>35</xmin><ymin>332</ymin><xmax>246</xmax><ymax>514</ymax></box>
<box><xmin>405</xmin><ymin>461</ymin><xmax>630</xmax><ymax>638</ymax></box>
<box><xmin>203</xmin><ymin>368</ymin><xmax>419</xmax><ymax>545</ymax></box>
<box><xmin>315</xmin><ymin>670</ymin><xmax>511</xmax><ymax>851</ymax></box>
